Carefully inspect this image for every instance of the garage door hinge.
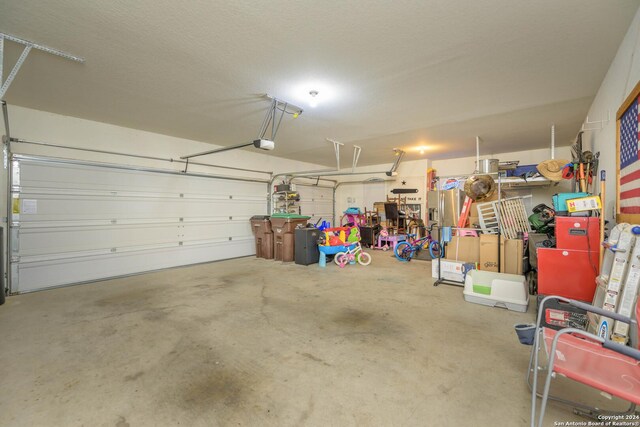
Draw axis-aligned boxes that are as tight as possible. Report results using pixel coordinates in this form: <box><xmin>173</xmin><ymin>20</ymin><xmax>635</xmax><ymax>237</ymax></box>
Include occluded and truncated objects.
<box><xmin>229</xmin><ymin>216</ymin><xmax>232</xmax><ymax>220</ymax></box>
<box><xmin>228</xmin><ymin>237</ymin><xmax>232</xmax><ymax>241</ymax></box>
<box><xmin>110</xmin><ymin>219</ymin><xmax>117</xmax><ymax>224</ymax></box>
<box><xmin>110</xmin><ymin>248</ymin><xmax>117</xmax><ymax>253</ymax></box>
<box><xmin>179</xmin><ymin>241</ymin><xmax>183</xmax><ymax>246</ymax></box>
<box><xmin>229</xmin><ymin>195</ymin><xmax>233</xmax><ymax>199</ymax></box>
<box><xmin>10</xmin><ymin>256</ymin><xmax>19</xmax><ymax>262</ymax></box>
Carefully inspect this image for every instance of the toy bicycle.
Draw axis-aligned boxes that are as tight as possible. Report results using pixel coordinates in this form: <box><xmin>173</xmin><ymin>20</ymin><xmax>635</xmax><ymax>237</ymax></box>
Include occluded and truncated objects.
<box><xmin>394</xmin><ymin>226</ymin><xmax>442</xmax><ymax>262</ymax></box>
<box><xmin>334</xmin><ymin>242</ymin><xmax>372</xmax><ymax>268</ymax></box>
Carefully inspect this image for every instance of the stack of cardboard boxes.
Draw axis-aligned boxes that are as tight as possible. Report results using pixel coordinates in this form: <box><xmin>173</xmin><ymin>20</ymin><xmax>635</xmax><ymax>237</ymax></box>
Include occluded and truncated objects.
<box><xmin>431</xmin><ymin>194</ymin><xmax>525</xmax><ymax>281</ymax></box>
<box><xmin>445</xmin><ymin>235</ymin><xmax>524</xmax><ymax>275</ymax></box>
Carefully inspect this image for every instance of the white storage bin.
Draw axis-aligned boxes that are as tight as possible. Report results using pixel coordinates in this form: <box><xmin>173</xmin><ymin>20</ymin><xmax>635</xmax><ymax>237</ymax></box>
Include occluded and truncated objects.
<box><xmin>463</xmin><ymin>270</ymin><xmax>529</xmax><ymax>312</ymax></box>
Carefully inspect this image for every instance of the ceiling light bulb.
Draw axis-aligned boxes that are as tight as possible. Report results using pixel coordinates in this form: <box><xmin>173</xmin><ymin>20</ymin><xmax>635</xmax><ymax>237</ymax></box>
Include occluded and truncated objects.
<box><xmin>420</xmin><ymin>150</ymin><xmax>425</xmax><ymax>155</ymax></box>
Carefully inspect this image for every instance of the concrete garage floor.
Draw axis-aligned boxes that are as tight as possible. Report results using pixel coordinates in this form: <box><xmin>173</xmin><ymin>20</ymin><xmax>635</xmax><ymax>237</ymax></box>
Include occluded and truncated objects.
<box><xmin>0</xmin><ymin>251</ymin><xmax>610</xmax><ymax>426</ymax></box>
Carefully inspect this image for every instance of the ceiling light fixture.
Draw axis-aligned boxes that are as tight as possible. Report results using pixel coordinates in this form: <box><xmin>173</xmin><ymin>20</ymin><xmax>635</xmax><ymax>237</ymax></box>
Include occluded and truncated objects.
<box><xmin>309</xmin><ymin>90</ymin><xmax>319</xmax><ymax>108</ymax></box>
<box><xmin>289</xmin><ymin>81</ymin><xmax>338</xmax><ymax>108</ymax></box>
<box><xmin>414</xmin><ymin>145</ymin><xmax>430</xmax><ymax>155</ymax></box>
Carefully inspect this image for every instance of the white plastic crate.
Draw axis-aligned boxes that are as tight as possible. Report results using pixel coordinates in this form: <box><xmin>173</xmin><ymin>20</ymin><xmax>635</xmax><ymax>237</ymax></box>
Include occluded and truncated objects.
<box><xmin>463</xmin><ymin>270</ymin><xmax>529</xmax><ymax>312</ymax></box>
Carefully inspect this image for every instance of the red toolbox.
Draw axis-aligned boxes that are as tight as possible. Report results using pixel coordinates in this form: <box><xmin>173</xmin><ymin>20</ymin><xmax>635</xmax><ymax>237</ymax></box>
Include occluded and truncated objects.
<box><xmin>555</xmin><ymin>217</ymin><xmax>599</xmax><ymax>251</ymax></box>
<box><xmin>537</xmin><ymin>248</ymin><xmax>599</xmax><ymax>301</ymax></box>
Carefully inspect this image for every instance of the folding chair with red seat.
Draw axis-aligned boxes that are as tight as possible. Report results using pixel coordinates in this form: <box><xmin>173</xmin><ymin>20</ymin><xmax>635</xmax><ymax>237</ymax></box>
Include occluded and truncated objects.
<box><xmin>529</xmin><ymin>295</ymin><xmax>640</xmax><ymax>427</ymax></box>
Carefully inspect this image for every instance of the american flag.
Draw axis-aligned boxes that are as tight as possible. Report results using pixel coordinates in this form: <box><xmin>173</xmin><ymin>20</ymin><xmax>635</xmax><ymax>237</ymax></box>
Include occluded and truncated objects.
<box><xmin>620</xmin><ymin>97</ymin><xmax>640</xmax><ymax>214</ymax></box>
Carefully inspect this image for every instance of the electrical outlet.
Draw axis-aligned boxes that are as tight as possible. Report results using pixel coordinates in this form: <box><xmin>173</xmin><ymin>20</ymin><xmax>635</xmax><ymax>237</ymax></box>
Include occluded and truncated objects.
<box><xmin>347</xmin><ymin>197</ymin><xmax>355</xmax><ymax>203</ymax></box>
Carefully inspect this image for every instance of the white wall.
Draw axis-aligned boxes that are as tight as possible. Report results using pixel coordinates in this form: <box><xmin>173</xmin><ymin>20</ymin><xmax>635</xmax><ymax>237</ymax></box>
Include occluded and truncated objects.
<box><xmin>583</xmin><ymin>7</ymin><xmax>640</xmax><ymax>223</ymax></box>
<box><xmin>335</xmin><ymin>159</ymin><xmax>428</xmax><ymax>224</ymax></box>
<box><xmin>0</xmin><ymin>105</ymin><xmax>331</xmax><ymax>223</ymax></box>
<box><xmin>1</xmin><ymin>105</ymin><xmax>325</xmax><ymax>178</ymax></box>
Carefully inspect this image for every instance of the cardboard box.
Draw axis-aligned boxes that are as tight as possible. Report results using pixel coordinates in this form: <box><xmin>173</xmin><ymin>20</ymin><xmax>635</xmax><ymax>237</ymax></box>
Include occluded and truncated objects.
<box><xmin>480</xmin><ymin>234</ymin><xmax>499</xmax><ymax>271</ymax></box>
<box><xmin>468</xmin><ymin>215</ymin><xmax>480</xmax><ymax>227</ymax></box>
<box><xmin>468</xmin><ymin>203</ymin><xmax>478</xmax><ymax>217</ymax></box>
<box><xmin>502</xmin><ymin>238</ymin><xmax>524</xmax><ymax>275</ymax></box>
<box><xmin>479</xmin><ymin>234</ymin><xmax>524</xmax><ymax>274</ymax></box>
<box><xmin>431</xmin><ymin>259</ymin><xmax>466</xmax><ymax>282</ymax></box>
<box><xmin>566</xmin><ymin>196</ymin><xmax>602</xmax><ymax>213</ymax></box>
<box><xmin>445</xmin><ymin>236</ymin><xmax>480</xmax><ymax>263</ymax></box>
<box><xmin>468</xmin><ymin>203</ymin><xmax>481</xmax><ymax>224</ymax></box>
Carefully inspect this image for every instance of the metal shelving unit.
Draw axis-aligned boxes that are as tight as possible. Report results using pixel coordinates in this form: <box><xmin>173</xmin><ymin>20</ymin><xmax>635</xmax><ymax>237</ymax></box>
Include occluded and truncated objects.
<box><xmin>272</xmin><ymin>190</ymin><xmax>301</xmax><ymax>214</ymax></box>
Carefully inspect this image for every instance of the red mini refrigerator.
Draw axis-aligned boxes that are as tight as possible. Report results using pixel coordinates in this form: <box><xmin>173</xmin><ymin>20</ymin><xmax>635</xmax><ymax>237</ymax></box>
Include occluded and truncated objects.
<box><xmin>537</xmin><ymin>216</ymin><xmax>600</xmax><ymax>301</ymax></box>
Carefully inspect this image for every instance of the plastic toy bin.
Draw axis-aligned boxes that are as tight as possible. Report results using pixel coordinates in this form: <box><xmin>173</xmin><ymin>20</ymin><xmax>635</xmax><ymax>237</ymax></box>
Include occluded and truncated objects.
<box><xmin>250</xmin><ymin>215</ymin><xmax>274</xmax><ymax>259</ymax></box>
<box><xmin>270</xmin><ymin>214</ymin><xmax>310</xmax><ymax>262</ymax></box>
<box><xmin>463</xmin><ymin>270</ymin><xmax>529</xmax><ymax>312</ymax></box>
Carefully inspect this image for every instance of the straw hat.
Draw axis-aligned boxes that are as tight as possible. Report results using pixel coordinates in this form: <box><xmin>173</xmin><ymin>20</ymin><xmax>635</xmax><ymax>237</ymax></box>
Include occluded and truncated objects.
<box><xmin>537</xmin><ymin>159</ymin><xmax>569</xmax><ymax>181</ymax></box>
<box><xmin>464</xmin><ymin>174</ymin><xmax>496</xmax><ymax>201</ymax></box>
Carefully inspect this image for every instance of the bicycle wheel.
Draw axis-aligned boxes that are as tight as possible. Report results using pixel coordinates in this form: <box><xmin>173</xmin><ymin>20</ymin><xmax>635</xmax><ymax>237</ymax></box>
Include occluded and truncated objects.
<box><xmin>429</xmin><ymin>241</ymin><xmax>442</xmax><ymax>259</ymax></box>
<box><xmin>394</xmin><ymin>242</ymin><xmax>413</xmax><ymax>262</ymax></box>
<box><xmin>338</xmin><ymin>254</ymin><xmax>353</xmax><ymax>268</ymax></box>
<box><xmin>334</xmin><ymin>252</ymin><xmax>346</xmax><ymax>266</ymax></box>
<box><xmin>356</xmin><ymin>251</ymin><xmax>372</xmax><ymax>266</ymax></box>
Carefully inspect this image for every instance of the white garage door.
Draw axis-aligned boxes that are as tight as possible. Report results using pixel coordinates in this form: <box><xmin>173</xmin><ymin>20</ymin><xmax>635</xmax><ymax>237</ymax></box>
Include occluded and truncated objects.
<box><xmin>9</xmin><ymin>155</ymin><xmax>268</xmax><ymax>293</ymax></box>
<box><xmin>296</xmin><ymin>184</ymin><xmax>335</xmax><ymax>225</ymax></box>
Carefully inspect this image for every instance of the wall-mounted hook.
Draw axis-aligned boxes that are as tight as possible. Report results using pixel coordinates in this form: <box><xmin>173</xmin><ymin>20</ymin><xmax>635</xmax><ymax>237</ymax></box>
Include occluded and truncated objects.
<box><xmin>581</xmin><ymin>110</ymin><xmax>611</xmax><ymax>132</ymax></box>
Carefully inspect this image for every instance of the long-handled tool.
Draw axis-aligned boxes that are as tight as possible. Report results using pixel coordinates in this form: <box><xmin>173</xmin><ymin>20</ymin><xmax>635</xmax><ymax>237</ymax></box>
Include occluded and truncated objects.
<box><xmin>583</xmin><ymin>151</ymin><xmax>593</xmax><ymax>192</ymax></box>
<box><xmin>579</xmin><ymin>163</ymin><xmax>587</xmax><ymax>192</ymax></box>
<box><xmin>600</xmin><ymin>170</ymin><xmax>606</xmax><ymax>269</ymax></box>
<box><xmin>571</xmin><ymin>132</ymin><xmax>585</xmax><ymax>192</ymax></box>
<box><xmin>589</xmin><ymin>152</ymin><xmax>600</xmax><ymax>193</ymax></box>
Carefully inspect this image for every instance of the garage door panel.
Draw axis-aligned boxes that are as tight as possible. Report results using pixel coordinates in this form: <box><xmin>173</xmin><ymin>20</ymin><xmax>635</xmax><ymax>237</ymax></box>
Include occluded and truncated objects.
<box><xmin>14</xmin><ymin>238</ymin><xmax>254</xmax><ymax>293</ymax></box>
<box><xmin>180</xmin><ymin>222</ymin><xmax>251</xmax><ymax>240</ymax></box>
<box><xmin>18</xmin><ymin>161</ymin><xmax>266</xmax><ymax>197</ymax></box>
<box><xmin>17</xmin><ymin>221</ymin><xmax>251</xmax><ymax>257</ymax></box>
<box><xmin>18</xmin><ymin>224</ymin><xmax>179</xmax><ymax>256</ymax></box>
<box><xmin>10</xmin><ymin>156</ymin><xmax>267</xmax><ymax>293</ymax></box>
<box><xmin>15</xmin><ymin>196</ymin><xmax>265</xmax><ymax>221</ymax></box>
<box><xmin>296</xmin><ymin>184</ymin><xmax>334</xmax><ymax>224</ymax></box>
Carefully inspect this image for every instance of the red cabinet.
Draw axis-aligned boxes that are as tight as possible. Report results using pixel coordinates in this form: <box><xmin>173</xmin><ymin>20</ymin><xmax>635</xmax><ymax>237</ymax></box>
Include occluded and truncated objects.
<box><xmin>537</xmin><ymin>248</ymin><xmax>599</xmax><ymax>301</ymax></box>
<box><xmin>555</xmin><ymin>217</ymin><xmax>600</xmax><ymax>251</ymax></box>
<box><xmin>537</xmin><ymin>216</ymin><xmax>600</xmax><ymax>302</ymax></box>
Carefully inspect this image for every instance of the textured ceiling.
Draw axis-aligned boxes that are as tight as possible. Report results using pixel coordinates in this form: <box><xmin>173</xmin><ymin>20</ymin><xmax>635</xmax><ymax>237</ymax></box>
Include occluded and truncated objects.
<box><xmin>1</xmin><ymin>0</ymin><xmax>638</xmax><ymax>166</ymax></box>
